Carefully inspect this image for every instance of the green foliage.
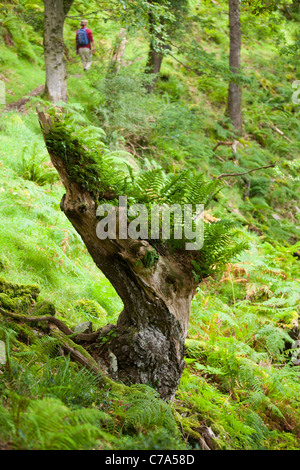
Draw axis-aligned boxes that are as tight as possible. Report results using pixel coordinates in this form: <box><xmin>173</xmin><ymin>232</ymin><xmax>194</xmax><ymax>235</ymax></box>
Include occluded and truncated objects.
<box><xmin>74</xmin><ymin>299</ymin><xmax>107</xmax><ymax>325</ymax></box>
<box><xmin>44</xmin><ymin>110</ymin><xmax>121</xmax><ymax>198</ymax></box>
<box><xmin>93</xmin><ymin>71</ymin><xmax>159</xmax><ymax>146</ymax></box>
<box><xmin>45</xmin><ymin>110</ymin><xmax>248</xmax><ymax>280</ymax></box>
<box><xmin>40</xmin><ymin>356</ymin><xmax>105</xmax><ymax>407</ymax></box>
<box><xmin>181</xmin><ymin>237</ymin><xmax>300</xmax><ymax>449</ymax></box>
<box><xmin>191</xmin><ymin>220</ymin><xmax>248</xmax><ymax>280</ymax></box>
<box><xmin>19</xmin><ymin>143</ymin><xmax>59</xmax><ymax>186</ymax></box>
<box><xmin>0</xmin><ymin>0</ymin><xmax>299</xmax><ymax>452</ymax></box>
<box><xmin>7</xmin><ymin>396</ymin><xmax>112</xmax><ymax>450</ymax></box>
<box><xmin>0</xmin><ymin>1</ymin><xmax>43</xmax><ymax>63</ymax></box>
<box><xmin>123</xmin><ymin>385</ymin><xmax>177</xmax><ymax>434</ymax></box>
<box><xmin>0</xmin><ymin>294</ymin><xmax>188</xmax><ymax>450</ymax></box>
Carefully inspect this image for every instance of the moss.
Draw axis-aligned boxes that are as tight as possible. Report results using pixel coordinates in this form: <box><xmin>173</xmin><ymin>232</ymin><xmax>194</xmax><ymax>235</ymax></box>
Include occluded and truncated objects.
<box><xmin>173</xmin><ymin>410</ymin><xmax>201</xmax><ymax>440</ymax></box>
<box><xmin>141</xmin><ymin>250</ymin><xmax>159</xmax><ymax>269</ymax></box>
<box><xmin>44</xmin><ymin>115</ymin><xmax>123</xmax><ymax>201</ymax></box>
<box><xmin>0</xmin><ymin>276</ymin><xmax>40</xmax><ymax>300</ymax></box>
<box><xmin>107</xmin><ymin>380</ymin><xmax>128</xmax><ymax>394</ymax></box>
<box><xmin>45</xmin><ymin>121</ymin><xmax>103</xmax><ymax>198</ymax></box>
<box><xmin>74</xmin><ymin>299</ymin><xmax>107</xmax><ymax>324</ymax></box>
<box><xmin>0</xmin><ymin>293</ymin><xmax>16</xmax><ymax>311</ymax></box>
<box><xmin>0</xmin><ymin>292</ymin><xmax>36</xmax><ymax>313</ymax></box>
<box><xmin>6</xmin><ymin>321</ymin><xmax>39</xmax><ymax>345</ymax></box>
<box><xmin>0</xmin><ymin>276</ymin><xmax>41</xmax><ymax>315</ymax></box>
<box><xmin>31</xmin><ymin>300</ymin><xmax>56</xmax><ymax>317</ymax></box>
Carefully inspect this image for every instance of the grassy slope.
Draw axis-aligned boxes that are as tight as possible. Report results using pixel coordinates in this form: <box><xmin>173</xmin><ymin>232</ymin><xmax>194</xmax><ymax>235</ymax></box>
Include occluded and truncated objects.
<box><xmin>0</xmin><ymin>0</ymin><xmax>300</xmax><ymax>450</ymax></box>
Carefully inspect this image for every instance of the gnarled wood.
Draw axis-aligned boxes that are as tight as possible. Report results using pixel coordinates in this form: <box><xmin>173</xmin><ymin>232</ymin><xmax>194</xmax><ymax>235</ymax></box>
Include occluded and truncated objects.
<box><xmin>38</xmin><ymin>110</ymin><xmax>197</xmax><ymax>400</ymax></box>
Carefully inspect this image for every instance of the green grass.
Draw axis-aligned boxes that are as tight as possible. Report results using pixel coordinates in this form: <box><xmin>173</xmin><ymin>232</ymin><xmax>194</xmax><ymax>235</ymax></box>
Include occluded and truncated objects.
<box><xmin>0</xmin><ymin>46</ymin><xmax>44</xmax><ymax>104</ymax></box>
<box><xmin>0</xmin><ymin>111</ymin><xmax>122</xmax><ymax>328</ymax></box>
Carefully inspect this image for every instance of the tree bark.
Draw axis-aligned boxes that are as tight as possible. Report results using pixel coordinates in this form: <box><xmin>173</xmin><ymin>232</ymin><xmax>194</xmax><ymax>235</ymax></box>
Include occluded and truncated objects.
<box><xmin>107</xmin><ymin>28</ymin><xmax>128</xmax><ymax>77</ymax></box>
<box><xmin>226</xmin><ymin>0</ymin><xmax>242</xmax><ymax>134</ymax></box>
<box><xmin>145</xmin><ymin>42</ymin><xmax>165</xmax><ymax>93</ymax></box>
<box><xmin>38</xmin><ymin>111</ymin><xmax>198</xmax><ymax>400</ymax></box>
<box><xmin>43</xmin><ymin>0</ymin><xmax>74</xmax><ymax>103</ymax></box>
<box><xmin>144</xmin><ymin>12</ymin><xmax>166</xmax><ymax>93</ymax></box>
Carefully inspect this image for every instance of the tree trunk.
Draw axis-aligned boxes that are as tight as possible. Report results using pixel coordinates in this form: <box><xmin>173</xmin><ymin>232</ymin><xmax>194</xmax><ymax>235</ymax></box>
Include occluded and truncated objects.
<box><xmin>145</xmin><ymin>42</ymin><xmax>165</xmax><ymax>93</ymax></box>
<box><xmin>145</xmin><ymin>12</ymin><xmax>166</xmax><ymax>93</ymax></box>
<box><xmin>43</xmin><ymin>0</ymin><xmax>74</xmax><ymax>103</ymax></box>
<box><xmin>38</xmin><ymin>111</ymin><xmax>198</xmax><ymax>400</ymax></box>
<box><xmin>226</xmin><ymin>0</ymin><xmax>242</xmax><ymax>134</ymax></box>
<box><xmin>107</xmin><ymin>28</ymin><xmax>128</xmax><ymax>77</ymax></box>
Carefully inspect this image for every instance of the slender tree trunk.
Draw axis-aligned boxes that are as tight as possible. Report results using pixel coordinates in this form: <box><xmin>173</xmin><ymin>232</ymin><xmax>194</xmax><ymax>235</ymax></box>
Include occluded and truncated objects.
<box><xmin>145</xmin><ymin>42</ymin><xmax>165</xmax><ymax>92</ymax></box>
<box><xmin>43</xmin><ymin>0</ymin><xmax>74</xmax><ymax>103</ymax></box>
<box><xmin>226</xmin><ymin>0</ymin><xmax>242</xmax><ymax>134</ymax></box>
<box><xmin>107</xmin><ymin>28</ymin><xmax>128</xmax><ymax>77</ymax></box>
<box><xmin>38</xmin><ymin>111</ymin><xmax>198</xmax><ymax>400</ymax></box>
<box><xmin>145</xmin><ymin>12</ymin><xmax>166</xmax><ymax>93</ymax></box>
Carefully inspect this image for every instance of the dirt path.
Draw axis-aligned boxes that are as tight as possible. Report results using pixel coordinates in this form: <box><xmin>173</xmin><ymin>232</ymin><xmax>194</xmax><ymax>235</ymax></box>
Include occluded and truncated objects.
<box><xmin>5</xmin><ymin>84</ymin><xmax>45</xmax><ymax>112</ymax></box>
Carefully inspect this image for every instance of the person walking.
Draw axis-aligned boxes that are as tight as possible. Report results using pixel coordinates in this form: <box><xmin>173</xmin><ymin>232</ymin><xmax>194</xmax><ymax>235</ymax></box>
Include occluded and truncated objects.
<box><xmin>76</xmin><ymin>20</ymin><xmax>95</xmax><ymax>71</ymax></box>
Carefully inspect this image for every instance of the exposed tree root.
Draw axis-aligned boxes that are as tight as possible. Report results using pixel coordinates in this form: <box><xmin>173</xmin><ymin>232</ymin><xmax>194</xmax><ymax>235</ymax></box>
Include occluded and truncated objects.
<box><xmin>0</xmin><ymin>306</ymin><xmax>118</xmax><ymax>387</ymax></box>
<box><xmin>51</xmin><ymin>330</ymin><xmax>105</xmax><ymax>375</ymax></box>
<box><xmin>0</xmin><ymin>307</ymin><xmax>114</xmax><ymax>343</ymax></box>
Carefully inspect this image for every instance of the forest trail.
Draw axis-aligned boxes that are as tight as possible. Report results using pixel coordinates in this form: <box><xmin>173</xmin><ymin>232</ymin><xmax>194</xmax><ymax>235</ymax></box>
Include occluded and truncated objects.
<box><xmin>5</xmin><ymin>84</ymin><xmax>45</xmax><ymax>112</ymax></box>
<box><xmin>3</xmin><ymin>78</ymin><xmax>82</xmax><ymax>113</ymax></box>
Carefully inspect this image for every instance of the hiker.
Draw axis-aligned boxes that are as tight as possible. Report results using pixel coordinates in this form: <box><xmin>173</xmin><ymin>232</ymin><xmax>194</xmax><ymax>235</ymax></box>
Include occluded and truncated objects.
<box><xmin>76</xmin><ymin>20</ymin><xmax>95</xmax><ymax>71</ymax></box>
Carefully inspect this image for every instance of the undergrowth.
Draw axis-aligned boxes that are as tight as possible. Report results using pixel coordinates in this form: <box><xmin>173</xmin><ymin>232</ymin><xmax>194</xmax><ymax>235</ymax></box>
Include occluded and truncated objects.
<box><xmin>0</xmin><ymin>0</ymin><xmax>299</xmax><ymax>451</ymax></box>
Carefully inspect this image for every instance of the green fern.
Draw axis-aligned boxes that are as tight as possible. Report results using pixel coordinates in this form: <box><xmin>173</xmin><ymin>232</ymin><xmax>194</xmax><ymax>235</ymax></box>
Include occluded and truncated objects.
<box><xmin>13</xmin><ymin>397</ymin><xmax>113</xmax><ymax>450</ymax></box>
<box><xmin>123</xmin><ymin>385</ymin><xmax>179</xmax><ymax>434</ymax></box>
<box><xmin>43</xmin><ymin>112</ymin><xmax>247</xmax><ymax>280</ymax></box>
<box><xmin>19</xmin><ymin>143</ymin><xmax>58</xmax><ymax>186</ymax></box>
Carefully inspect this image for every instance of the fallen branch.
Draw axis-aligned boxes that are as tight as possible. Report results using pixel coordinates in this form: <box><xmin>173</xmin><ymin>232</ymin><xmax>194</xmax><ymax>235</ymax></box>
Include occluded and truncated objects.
<box><xmin>215</xmin><ymin>163</ymin><xmax>275</xmax><ymax>180</ymax></box>
<box><xmin>272</xmin><ymin>126</ymin><xmax>292</xmax><ymax>143</ymax></box>
<box><xmin>213</xmin><ymin>141</ymin><xmax>233</xmax><ymax>152</ymax></box>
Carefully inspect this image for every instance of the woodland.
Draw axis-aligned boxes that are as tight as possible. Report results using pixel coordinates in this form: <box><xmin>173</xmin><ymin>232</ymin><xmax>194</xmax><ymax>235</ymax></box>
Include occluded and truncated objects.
<box><xmin>0</xmin><ymin>0</ymin><xmax>300</xmax><ymax>452</ymax></box>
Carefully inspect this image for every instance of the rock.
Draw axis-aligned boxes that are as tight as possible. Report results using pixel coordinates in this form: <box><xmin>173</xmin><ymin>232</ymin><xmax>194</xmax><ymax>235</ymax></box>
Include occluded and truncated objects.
<box><xmin>74</xmin><ymin>321</ymin><xmax>93</xmax><ymax>334</ymax></box>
